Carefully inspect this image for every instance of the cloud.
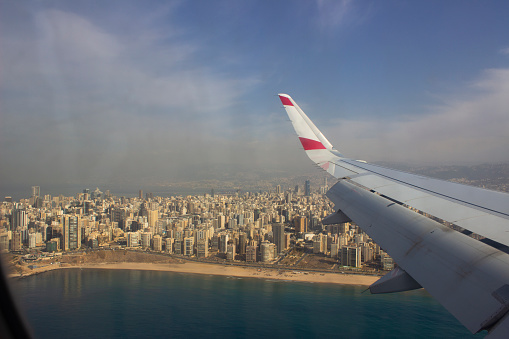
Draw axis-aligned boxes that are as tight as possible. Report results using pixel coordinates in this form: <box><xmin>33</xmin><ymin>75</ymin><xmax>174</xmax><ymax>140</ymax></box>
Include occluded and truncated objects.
<box><xmin>37</xmin><ymin>10</ymin><xmax>123</xmax><ymax>61</ymax></box>
<box><xmin>24</xmin><ymin>9</ymin><xmax>243</xmax><ymax>115</ymax></box>
<box><xmin>500</xmin><ymin>47</ymin><xmax>509</xmax><ymax>55</ymax></box>
<box><xmin>325</xmin><ymin>68</ymin><xmax>509</xmax><ymax>165</ymax></box>
<box><xmin>315</xmin><ymin>0</ymin><xmax>354</xmax><ymax>30</ymax></box>
<box><xmin>0</xmin><ymin>7</ymin><xmax>261</xmax><ymax>187</ymax></box>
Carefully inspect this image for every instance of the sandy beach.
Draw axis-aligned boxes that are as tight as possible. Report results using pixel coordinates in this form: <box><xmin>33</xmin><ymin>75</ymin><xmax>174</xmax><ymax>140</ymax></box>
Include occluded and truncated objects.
<box><xmin>9</xmin><ymin>251</ymin><xmax>379</xmax><ymax>286</ymax></box>
<box><xmin>70</xmin><ymin>262</ymin><xmax>379</xmax><ymax>286</ymax></box>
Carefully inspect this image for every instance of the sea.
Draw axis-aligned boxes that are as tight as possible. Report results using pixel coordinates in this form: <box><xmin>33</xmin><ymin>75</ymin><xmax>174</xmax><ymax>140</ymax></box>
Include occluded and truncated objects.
<box><xmin>10</xmin><ymin>269</ymin><xmax>486</xmax><ymax>338</ymax></box>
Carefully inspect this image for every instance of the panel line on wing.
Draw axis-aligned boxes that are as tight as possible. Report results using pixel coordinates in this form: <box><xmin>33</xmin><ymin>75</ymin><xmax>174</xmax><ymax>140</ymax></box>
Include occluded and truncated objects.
<box><xmin>340</xmin><ymin>159</ymin><xmax>509</xmax><ymax>219</ymax></box>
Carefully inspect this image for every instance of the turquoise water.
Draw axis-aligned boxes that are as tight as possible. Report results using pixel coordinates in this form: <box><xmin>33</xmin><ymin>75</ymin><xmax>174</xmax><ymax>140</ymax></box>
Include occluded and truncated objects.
<box><xmin>11</xmin><ymin>269</ymin><xmax>485</xmax><ymax>338</ymax></box>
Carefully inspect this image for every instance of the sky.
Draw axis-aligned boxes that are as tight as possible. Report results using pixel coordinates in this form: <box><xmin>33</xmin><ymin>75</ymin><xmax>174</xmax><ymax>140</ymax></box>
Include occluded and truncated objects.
<box><xmin>1</xmin><ymin>0</ymin><xmax>509</xmax><ymax>191</ymax></box>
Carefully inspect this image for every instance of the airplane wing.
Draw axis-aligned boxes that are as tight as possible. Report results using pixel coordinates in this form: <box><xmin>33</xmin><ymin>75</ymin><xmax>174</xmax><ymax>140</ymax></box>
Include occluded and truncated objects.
<box><xmin>279</xmin><ymin>93</ymin><xmax>509</xmax><ymax>338</ymax></box>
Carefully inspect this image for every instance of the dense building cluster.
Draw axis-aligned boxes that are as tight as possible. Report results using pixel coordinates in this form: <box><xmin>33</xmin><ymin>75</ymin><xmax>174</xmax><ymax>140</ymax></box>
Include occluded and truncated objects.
<box><xmin>0</xmin><ymin>184</ymin><xmax>393</xmax><ymax>269</ymax></box>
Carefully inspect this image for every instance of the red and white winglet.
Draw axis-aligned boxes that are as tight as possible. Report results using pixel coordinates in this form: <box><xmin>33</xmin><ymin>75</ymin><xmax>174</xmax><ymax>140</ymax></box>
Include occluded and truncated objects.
<box><xmin>278</xmin><ymin>93</ymin><xmax>342</xmax><ymax>173</ymax></box>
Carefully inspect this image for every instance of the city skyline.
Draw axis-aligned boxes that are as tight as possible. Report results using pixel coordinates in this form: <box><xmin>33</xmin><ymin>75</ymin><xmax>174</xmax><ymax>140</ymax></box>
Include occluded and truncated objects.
<box><xmin>3</xmin><ymin>181</ymin><xmax>388</xmax><ymax>272</ymax></box>
<box><xmin>2</xmin><ymin>1</ymin><xmax>509</xmax><ymax>189</ymax></box>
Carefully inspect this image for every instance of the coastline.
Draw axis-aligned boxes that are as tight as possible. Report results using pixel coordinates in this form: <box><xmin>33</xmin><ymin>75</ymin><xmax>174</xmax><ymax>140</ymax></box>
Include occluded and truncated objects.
<box><xmin>13</xmin><ymin>261</ymin><xmax>379</xmax><ymax>286</ymax></box>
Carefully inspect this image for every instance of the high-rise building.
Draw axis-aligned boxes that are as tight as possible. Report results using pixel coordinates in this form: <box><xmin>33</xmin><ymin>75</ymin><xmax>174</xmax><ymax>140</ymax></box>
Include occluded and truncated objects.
<box><xmin>111</xmin><ymin>208</ymin><xmax>127</xmax><ymax>230</ymax></box>
<box><xmin>341</xmin><ymin>246</ymin><xmax>361</xmax><ymax>267</ymax></box>
<box><xmin>165</xmin><ymin>238</ymin><xmax>174</xmax><ymax>253</ymax></box>
<box><xmin>246</xmin><ymin>246</ymin><xmax>257</xmax><ymax>262</ymax></box>
<box><xmin>210</xmin><ymin>234</ymin><xmax>218</xmax><ymax>251</ymax></box>
<box><xmin>260</xmin><ymin>241</ymin><xmax>275</xmax><ymax>262</ymax></box>
<box><xmin>33</xmin><ymin>197</ymin><xmax>43</xmax><ymax>208</ymax></box>
<box><xmin>141</xmin><ymin>232</ymin><xmax>152</xmax><ymax>248</ymax></box>
<box><xmin>381</xmin><ymin>252</ymin><xmax>394</xmax><ymax>270</ymax></box>
<box><xmin>88</xmin><ymin>238</ymin><xmax>99</xmax><ymax>249</ymax></box>
<box><xmin>12</xmin><ymin>209</ymin><xmax>28</xmax><ymax>230</ymax></box>
<box><xmin>217</xmin><ymin>215</ymin><xmax>226</xmax><ymax>229</ymax></box>
<box><xmin>313</xmin><ymin>234</ymin><xmax>324</xmax><ymax>254</ymax></box>
<box><xmin>254</xmin><ymin>209</ymin><xmax>261</xmax><ymax>221</ymax></box>
<box><xmin>184</xmin><ymin>237</ymin><xmax>194</xmax><ymax>256</ymax></box>
<box><xmin>174</xmin><ymin>240</ymin><xmax>182</xmax><ymax>254</ymax></box>
<box><xmin>46</xmin><ymin>239</ymin><xmax>59</xmax><ymax>252</ymax></box>
<box><xmin>226</xmin><ymin>243</ymin><xmax>236</xmax><ymax>260</ymax></box>
<box><xmin>285</xmin><ymin>233</ymin><xmax>291</xmax><ymax>250</ymax></box>
<box><xmin>148</xmin><ymin>209</ymin><xmax>159</xmax><ymax>230</ymax></box>
<box><xmin>28</xmin><ymin>233</ymin><xmax>37</xmax><ymax>249</ymax></box>
<box><xmin>174</xmin><ymin>229</ymin><xmax>184</xmax><ymax>241</ymax></box>
<box><xmin>196</xmin><ymin>229</ymin><xmax>208</xmax><ymax>242</ymax></box>
<box><xmin>139</xmin><ymin>189</ymin><xmax>143</xmax><ymax>199</ymax></box>
<box><xmin>361</xmin><ymin>244</ymin><xmax>374</xmax><ymax>263</ymax></box>
<box><xmin>31</xmin><ymin>186</ymin><xmax>40</xmax><ymax>197</ymax></box>
<box><xmin>272</xmin><ymin>223</ymin><xmax>285</xmax><ymax>254</ymax></box>
<box><xmin>196</xmin><ymin>239</ymin><xmax>208</xmax><ymax>258</ymax></box>
<box><xmin>294</xmin><ymin>216</ymin><xmax>307</xmax><ymax>233</ymax></box>
<box><xmin>309</xmin><ymin>216</ymin><xmax>319</xmax><ymax>231</ymax></box>
<box><xmin>227</xmin><ymin>218</ymin><xmax>237</xmax><ymax>229</ymax></box>
<box><xmin>63</xmin><ymin>215</ymin><xmax>81</xmax><ymax>251</ymax></box>
<box><xmin>20</xmin><ymin>228</ymin><xmax>29</xmax><ymax>244</ymax></box>
<box><xmin>152</xmin><ymin>235</ymin><xmax>162</xmax><ymax>251</ymax></box>
<box><xmin>276</xmin><ymin>185</ymin><xmax>281</xmax><ymax>194</ymax></box>
<box><xmin>11</xmin><ymin>232</ymin><xmax>22</xmax><ymax>251</ymax></box>
<box><xmin>340</xmin><ymin>223</ymin><xmax>350</xmax><ymax>234</ymax></box>
<box><xmin>237</xmin><ymin>213</ymin><xmax>244</xmax><ymax>226</ymax></box>
<box><xmin>219</xmin><ymin>233</ymin><xmax>229</xmax><ymax>253</ymax></box>
<box><xmin>330</xmin><ymin>243</ymin><xmax>340</xmax><ymax>258</ymax></box>
<box><xmin>0</xmin><ymin>232</ymin><xmax>9</xmax><ymax>251</ymax></box>
<box><xmin>238</xmin><ymin>232</ymin><xmax>247</xmax><ymax>256</ymax></box>
<box><xmin>305</xmin><ymin>180</ymin><xmax>310</xmax><ymax>196</ymax></box>
<box><xmin>127</xmin><ymin>232</ymin><xmax>140</xmax><ymax>247</ymax></box>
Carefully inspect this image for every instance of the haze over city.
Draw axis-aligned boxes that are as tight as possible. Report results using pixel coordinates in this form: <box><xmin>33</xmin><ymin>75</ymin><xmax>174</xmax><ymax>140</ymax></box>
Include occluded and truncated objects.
<box><xmin>2</xmin><ymin>0</ymin><xmax>509</xmax><ymax>191</ymax></box>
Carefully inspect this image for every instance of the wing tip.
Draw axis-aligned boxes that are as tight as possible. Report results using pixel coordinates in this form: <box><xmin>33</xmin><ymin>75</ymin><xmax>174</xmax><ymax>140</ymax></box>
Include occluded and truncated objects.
<box><xmin>278</xmin><ymin>93</ymin><xmax>293</xmax><ymax>106</ymax></box>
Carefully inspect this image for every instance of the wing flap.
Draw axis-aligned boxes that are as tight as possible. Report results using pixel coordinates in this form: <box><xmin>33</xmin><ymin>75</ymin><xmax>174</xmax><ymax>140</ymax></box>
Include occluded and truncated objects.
<box><xmin>349</xmin><ymin>174</ymin><xmax>430</xmax><ymax>200</ymax></box>
<box><xmin>341</xmin><ymin>159</ymin><xmax>509</xmax><ymax>217</ymax></box>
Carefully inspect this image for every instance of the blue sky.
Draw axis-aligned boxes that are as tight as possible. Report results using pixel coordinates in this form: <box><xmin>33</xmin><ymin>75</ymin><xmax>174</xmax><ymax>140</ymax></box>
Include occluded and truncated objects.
<box><xmin>1</xmin><ymin>0</ymin><xmax>509</xmax><ymax>189</ymax></box>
